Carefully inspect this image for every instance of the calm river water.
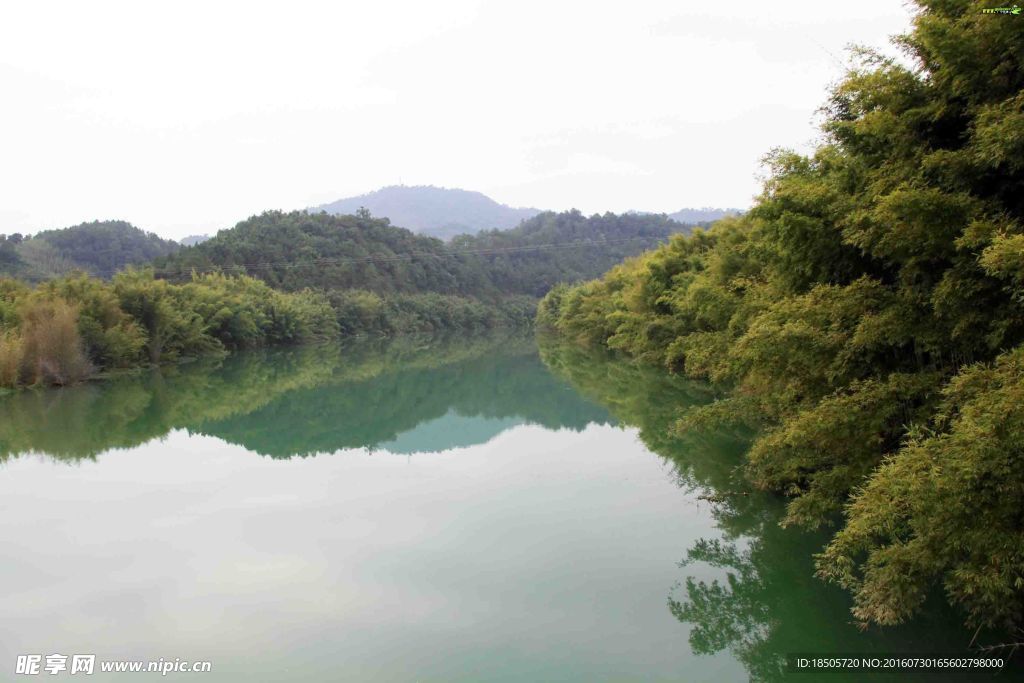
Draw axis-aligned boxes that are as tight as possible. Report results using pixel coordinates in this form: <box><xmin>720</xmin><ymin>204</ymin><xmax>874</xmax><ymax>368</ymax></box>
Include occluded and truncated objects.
<box><xmin>0</xmin><ymin>333</ymin><xmax>1013</xmax><ymax>681</ymax></box>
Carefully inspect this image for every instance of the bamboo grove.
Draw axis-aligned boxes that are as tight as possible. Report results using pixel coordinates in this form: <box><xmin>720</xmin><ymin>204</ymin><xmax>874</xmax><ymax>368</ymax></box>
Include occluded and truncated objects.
<box><xmin>537</xmin><ymin>0</ymin><xmax>1024</xmax><ymax>630</ymax></box>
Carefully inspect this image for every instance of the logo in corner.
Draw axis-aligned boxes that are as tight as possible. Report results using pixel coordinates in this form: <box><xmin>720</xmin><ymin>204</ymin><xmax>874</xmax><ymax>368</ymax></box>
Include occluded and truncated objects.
<box><xmin>981</xmin><ymin>4</ymin><xmax>1022</xmax><ymax>14</ymax></box>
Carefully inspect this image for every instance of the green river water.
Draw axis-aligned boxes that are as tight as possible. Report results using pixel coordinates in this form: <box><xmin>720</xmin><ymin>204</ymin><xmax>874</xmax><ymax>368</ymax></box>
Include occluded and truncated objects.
<box><xmin>0</xmin><ymin>332</ymin><xmax>1016</xmax><ymax>682</ymax></box>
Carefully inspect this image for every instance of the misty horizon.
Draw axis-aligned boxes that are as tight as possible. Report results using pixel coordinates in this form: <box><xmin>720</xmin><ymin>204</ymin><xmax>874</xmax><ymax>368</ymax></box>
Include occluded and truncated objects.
<box><xmin>0</xmin><ymin>184</ymin><xmax>746</xmax><ymax>243</ymax></box>
<box><xmin>1</xmin><ymin>0</ymin><xmax>910</xmax><ymax>240</ymax></box>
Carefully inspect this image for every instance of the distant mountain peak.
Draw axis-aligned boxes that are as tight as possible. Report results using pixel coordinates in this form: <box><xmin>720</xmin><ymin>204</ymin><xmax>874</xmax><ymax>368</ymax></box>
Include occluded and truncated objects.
<box><xmin>180</xmin><ymin>234</ymin><xmax>211</xmax><ymax>247</ymax></box>
<box><xmin>312</xmin><ymin>185</ymin><xmax>541</xmax><ymax>240</ymax></box>
<box><xmin>667</xmin><ymin>207</ymin><xmax>744</xmax><ymax>224</ymax></box>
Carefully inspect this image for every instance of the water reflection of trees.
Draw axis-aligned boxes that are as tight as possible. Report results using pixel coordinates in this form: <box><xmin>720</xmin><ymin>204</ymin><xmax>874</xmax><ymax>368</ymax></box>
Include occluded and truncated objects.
<box><xmin>203</xmin><ymin>335</ymin><xmax>610</xmax><ymax>457</ymax></box>
<box><xmin>2</xmin><ymin>333</ymin><xmax>985</xmax><ymax>681</ymax></box>
<box><xmin>0</xmin><ymin>331</ymin><xmax>608</xmax><ymax>462</ymax></box>
<box><xmin>671</xmin><ymin>540</ymin><xmax>772</xmax><ymax>661</ymax></box>
<box><xmin>538</xmin><ymin>338</ymin><xmax>760</xmax><ymax>516</ymax></box>
<box><xmin>538</xmin><ymin>337</ymin><xmax>977</xmax><ymax>683</ymax></box>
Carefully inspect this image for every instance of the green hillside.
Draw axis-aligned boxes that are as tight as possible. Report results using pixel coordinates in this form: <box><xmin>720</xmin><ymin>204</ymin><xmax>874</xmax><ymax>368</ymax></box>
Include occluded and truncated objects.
<box><xmin>155</xmin><ymin>208</ymin><xmax>692</xmax><ymax>298</ymax></box>
<box><xmin>0</xmin><ymin>221</ymin><xmax>179</xmax><ymax>281</ymax></box>
<box><xmin>153</xmin><ymin>210</ymin><xmax>493</xmax><ymax>296</ymax></box>
<box><xmin>453</xmin><ymin>210</ymin><xmax>693</xmax><ymax>297</ymax></box>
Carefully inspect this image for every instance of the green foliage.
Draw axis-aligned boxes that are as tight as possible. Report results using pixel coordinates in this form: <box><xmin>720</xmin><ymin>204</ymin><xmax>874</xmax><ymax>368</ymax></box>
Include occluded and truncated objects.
<box><xmin>818</xmin><ymin>348</ymin><xmax>1024</xmax><ymax>629</ymax></box>
<box><xmin>0</xmin><ymin>270</ymin><xmax>343</xmax><ymax>388</ymax></box>
<box><xmin>452</xmin><ymin>209</ymin><xmax>694</xmax><ymax>297</ymax></box>
<box><xmin>328</xmin><ymin>289</ymin><xmax>536</xmax><ymax>337</ymax></box>
<box><xmin>41</xmin><ymin>274</ymin><xmax>147</xmax><ymax>367</ymax></box>
<box><xmin>746</xmin><ymin>372</ymin><xmax>942</xmax><ymax>529</ymax></box>
<box><xmin>3</xmin><ymin>209</ymin><xmax>687</xmax><ymax>354</ymax></box>
<box><xmin>155</xmin><ymin>211</ymin><xmax>482</xmax><ymax>295</ymax></box>
<box><xmin>16</xmin><ymin>295</ymin><xmax>93</xmax><ymax>386</ymax></box>
<box><xmin>154</xmin><ymin>209</ymin><xmax>691</xmax><ymax>299</ymax></box>
<box><xmin>0</xmin><ymin>220</ymin><xmax>179</xmax><ymax>281</ymax></box>
<box><xmin>112</xmin><ymin>270</ymin><xmax>221</xmax><ymax>363</ymax></box>
<box><xmin>537</xmin><ymin>0</ymin><xmax>1024</xmax><ymax>630</ymax></box>
<box><xmin>0</xmin><ymin>267</ymin><xmax>535</xmax><ymax>390</ymax></box>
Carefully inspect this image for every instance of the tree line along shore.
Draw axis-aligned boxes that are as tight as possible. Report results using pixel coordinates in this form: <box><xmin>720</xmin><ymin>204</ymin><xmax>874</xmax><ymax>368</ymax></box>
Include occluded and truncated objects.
<box><xmin>538</xmin><ymin>0</ymin><xmax>1024</xmax><ymax>635</ymax></box>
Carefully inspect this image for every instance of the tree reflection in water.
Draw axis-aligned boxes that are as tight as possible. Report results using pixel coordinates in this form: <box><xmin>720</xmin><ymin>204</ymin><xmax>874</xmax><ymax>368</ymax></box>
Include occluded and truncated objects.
<box><xmin>0</xmin><ymin>330</ymin><xmax>608</xmax><ymax>462</ymax></box>
<box><xmin>538</xmin><ymin>336</ymin><xmax>987</xmax><ymax>683</ymax></box>
<box><xmin>0</xmin><ymin>331</ymin><xmax>994</xmax><ymax>682</ymax></box>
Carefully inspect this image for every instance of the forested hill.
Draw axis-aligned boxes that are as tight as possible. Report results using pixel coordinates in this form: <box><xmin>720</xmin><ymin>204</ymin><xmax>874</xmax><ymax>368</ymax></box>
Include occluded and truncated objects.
<box><xmin>154</xmin><ymin>209</ymin><xmax>693</xmax><ymax>298</ymax></box>
<box><xmin>0</xmin><ymin>221</ymin><xmax>179</xmax><ymax>281</ymax></box>
<box><xmin>153</xmin><ymin>211</ymin><xmax>498</xmax><ymax>296</ymax></box>
<box><xmin>452</xmin><ymin>210</ymin><xmax>694</xmax><ymax>296</ymax></box>
<box><xmin>313</xmin><ymin>185</ymin><xmax>541</xmax><ymax>240</ymax></box>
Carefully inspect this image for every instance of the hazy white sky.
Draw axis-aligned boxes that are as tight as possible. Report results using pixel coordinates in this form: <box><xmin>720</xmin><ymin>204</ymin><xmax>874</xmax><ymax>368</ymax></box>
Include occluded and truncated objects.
<box><xmin>0</xmin><ymin>1</ymin><xmax>913</xmax><ymax>240</ymax></box>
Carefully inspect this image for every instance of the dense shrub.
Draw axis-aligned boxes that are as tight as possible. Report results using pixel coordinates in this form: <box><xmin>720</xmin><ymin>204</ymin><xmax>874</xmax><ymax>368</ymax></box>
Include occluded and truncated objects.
<box><xmin>0</xmin><ymin>270</ymin><xmax>341</xmax><ymax>388</ymax></box>
<box><xmin>17</xmin><ymin>296</ymin><xmax>92</xmax><ymax>386</ymax></box>
<box><xmin>0</xmin><ymin>270</ymin><xmax>535</xmax><ymax>390</ymax></box>
<box><xmin>329</xmin><ymin>289</ymin><xmax>537</xmax><ymax>336</ymax></box>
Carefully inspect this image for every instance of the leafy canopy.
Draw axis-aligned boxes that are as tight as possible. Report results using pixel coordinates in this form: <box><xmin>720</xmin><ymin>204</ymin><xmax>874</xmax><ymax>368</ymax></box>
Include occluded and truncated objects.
<box><xmin>538</xmin><ymin>0</ymin><xmax>1024</xmax><ymax>630</ymax></box>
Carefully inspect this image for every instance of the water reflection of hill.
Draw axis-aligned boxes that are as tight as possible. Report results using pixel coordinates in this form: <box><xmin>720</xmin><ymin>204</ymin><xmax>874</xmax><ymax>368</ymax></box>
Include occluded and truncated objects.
<box><xmin>376</xmin><ymin>412</ymin><xmax>522</xmax><ymax>454</ymax></box>
<box><xmin>200</xmin><ymin>342</ymin><xmax>610</xmax><ymax>457</ymax></box>
<box><xmin>0</xmin><ymin>332</ymin><xmax>608</xmax><ymax>462</ymax></box>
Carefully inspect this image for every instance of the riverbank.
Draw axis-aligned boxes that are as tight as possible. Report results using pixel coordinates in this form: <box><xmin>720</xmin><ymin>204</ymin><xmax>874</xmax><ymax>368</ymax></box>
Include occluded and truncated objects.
<box><xmin>0</xmin><ymin>269</ymin><xmax>536</xmax><ymax>391</ymax></box>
